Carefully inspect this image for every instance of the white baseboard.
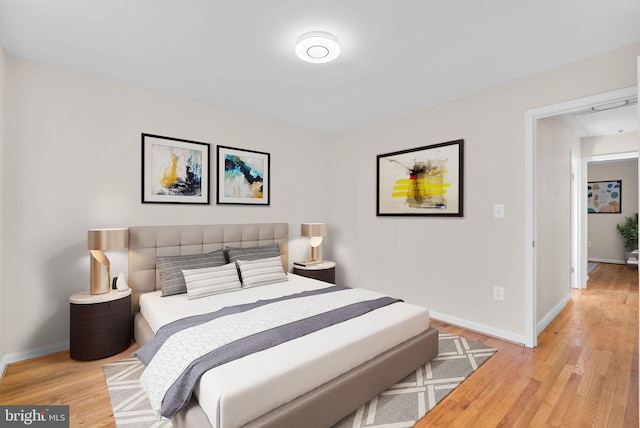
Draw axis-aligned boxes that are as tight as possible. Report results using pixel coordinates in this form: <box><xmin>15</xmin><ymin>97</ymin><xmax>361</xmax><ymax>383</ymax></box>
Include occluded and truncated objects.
<box><xmin>429</xmin><ymin>310</ymin><xmax>526</xmax><ymax>346</ymax></box>
<box><xmin>537</xmin><ymin>294</ymin><xmax>570</xmax><ymax>335</ymax></box>
<box><xmin>588</xmin><ymin>258</ymin><xmax>625</xmax><ymax>264</ymax></box>
<box><xmin>0</xmin><ymin>341</ymin><xmax>69</xmax><ymax>378</ymax></box>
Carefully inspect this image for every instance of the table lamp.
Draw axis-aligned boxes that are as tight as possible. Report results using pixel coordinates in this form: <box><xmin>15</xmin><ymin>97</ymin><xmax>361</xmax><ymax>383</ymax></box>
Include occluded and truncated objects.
<box><xmin>301</xmin><ymin>223</ymin><xmax>328</xmax><ymax>263</ymax></box>
<box><xmin>88</xmin><ymin>228</ymin><xmax>129</xmax><ymax>294</ymax></box>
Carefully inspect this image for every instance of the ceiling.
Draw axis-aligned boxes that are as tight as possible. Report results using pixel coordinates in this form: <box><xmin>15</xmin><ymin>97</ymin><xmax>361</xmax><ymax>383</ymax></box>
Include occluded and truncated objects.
<box><xmin>0</xmin><ymin>1</ymin><xmax>639</xmax><ymax>134</ymax></box>
<box><xmin>563</xmin><ymin>98</ymin><xmax>638</xmax><ymax>138</ymax></box>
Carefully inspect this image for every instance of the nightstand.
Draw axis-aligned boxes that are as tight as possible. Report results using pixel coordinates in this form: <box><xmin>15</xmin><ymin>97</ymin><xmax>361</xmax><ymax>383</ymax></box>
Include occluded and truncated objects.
<box><xmin>293</xmin><ymin>261</ymin><xmax>336</xmax><ymax>284</ymax></box>
<box><xmin>70</xmin><ymin>289</ymin><xmax>132</xmax><ymax>361</ymax></box>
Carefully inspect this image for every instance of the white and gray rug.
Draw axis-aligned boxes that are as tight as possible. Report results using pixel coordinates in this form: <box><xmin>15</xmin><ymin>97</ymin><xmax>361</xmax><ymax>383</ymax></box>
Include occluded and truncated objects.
<box><xmin>103</xmin><ymin>333</ymin><xmax>496</xmax><ymax>428</ymax></box>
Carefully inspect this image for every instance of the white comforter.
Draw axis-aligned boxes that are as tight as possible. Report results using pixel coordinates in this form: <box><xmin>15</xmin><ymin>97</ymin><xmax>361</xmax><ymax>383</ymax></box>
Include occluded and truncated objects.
<box><xmin>139</xmin><ymin>274</ymin><xmax>430</xmax><ymax>428</ymax></box>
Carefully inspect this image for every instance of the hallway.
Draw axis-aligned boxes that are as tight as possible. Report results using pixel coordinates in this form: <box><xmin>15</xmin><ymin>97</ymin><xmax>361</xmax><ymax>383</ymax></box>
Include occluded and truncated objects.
<box><xmin>419</xmin><ymin>263</ymin><xmax>638</xmax><ymax>427</ymax></box>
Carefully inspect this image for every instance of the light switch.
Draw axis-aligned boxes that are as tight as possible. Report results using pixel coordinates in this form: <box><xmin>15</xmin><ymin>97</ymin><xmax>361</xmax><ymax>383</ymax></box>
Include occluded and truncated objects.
<box><xmin>493</xmin><ymin>204</ymin><xmax>505</xmax><ymax>219</ymax></box>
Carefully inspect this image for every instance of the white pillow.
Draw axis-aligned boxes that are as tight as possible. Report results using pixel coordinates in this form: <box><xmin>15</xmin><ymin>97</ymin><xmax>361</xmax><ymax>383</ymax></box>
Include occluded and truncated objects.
<box><xmin>236</xmin><ymin>256</ymin><xmax>288</xmax><ymax>288</ymax></box>
<box><xmin>182</xmin><ymin>262</ymin><xmax>242</xmax><ymax>299</ymax></box>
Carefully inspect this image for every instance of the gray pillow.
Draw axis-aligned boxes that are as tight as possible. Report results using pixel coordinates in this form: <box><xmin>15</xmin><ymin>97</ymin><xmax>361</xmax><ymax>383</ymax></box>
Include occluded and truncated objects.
<box><xmin>157</xmin><ymin>249</ymin><xmax>227</xmax><ymax>296</ymax></box>
<box><xmin>226</xmin><ymin>243</ymin><xmax>281</xmax><ymax>263</ymax></box>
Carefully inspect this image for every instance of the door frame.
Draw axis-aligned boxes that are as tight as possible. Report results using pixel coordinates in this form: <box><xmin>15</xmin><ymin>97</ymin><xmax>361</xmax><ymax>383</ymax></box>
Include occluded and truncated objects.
<box><xmin>524</xmin><ymin>86</ymin><xmax>637</xmax><ymax>348</ymax></box>
<box><xmin>582</xmin><ymin>151</ymin><xmax>639</xmax><ymax>270</ymax></box>
<box><xmin>571</xmin><ymin>152</ymin><xmax>580</xmax><ymax>289</ymax></box>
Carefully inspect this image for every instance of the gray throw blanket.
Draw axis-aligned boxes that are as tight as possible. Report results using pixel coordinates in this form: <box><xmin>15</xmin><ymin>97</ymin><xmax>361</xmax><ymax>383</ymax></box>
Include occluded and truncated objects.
<box><xmin>136</xmin><ymin>285</ymin><xmax>402</xmax><ymax>418</ymax></box>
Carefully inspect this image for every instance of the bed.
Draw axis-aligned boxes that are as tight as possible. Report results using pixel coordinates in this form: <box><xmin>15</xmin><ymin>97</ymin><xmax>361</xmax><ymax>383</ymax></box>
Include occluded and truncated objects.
<box><xmin>128</xmin><ymin>223</ymin><xmax>439</xmax><ymax>428</ymax></box>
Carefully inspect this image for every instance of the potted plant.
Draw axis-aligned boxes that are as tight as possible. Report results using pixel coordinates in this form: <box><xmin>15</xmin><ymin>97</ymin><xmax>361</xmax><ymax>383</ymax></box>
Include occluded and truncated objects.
<box><xmin>616</xmin><ymin>213</ymin><xmax>638</xmax><ymax>251</ymax></box>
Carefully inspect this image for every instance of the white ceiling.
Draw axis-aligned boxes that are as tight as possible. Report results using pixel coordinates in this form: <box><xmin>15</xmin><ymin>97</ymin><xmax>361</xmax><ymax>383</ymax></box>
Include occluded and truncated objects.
<box><xmin>0</xmin><ymin>0</ymin><xmax>639</xmax><ymax>134</ymax></box>
<box><xmin>563</xmin><ymin>98</ymin><xmax>638</xmax><ymax>138</ymax></box>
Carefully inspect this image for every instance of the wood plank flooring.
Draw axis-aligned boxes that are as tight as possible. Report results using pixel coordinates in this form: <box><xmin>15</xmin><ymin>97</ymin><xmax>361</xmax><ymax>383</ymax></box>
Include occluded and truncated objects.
<box><xmin>417</xmin><ymin>262</ymin><xmax>638</xmax><ymax>427</ymax></box>
<box><xmin>0</xmin><ymin>262</ymin><xmax>636</xmax><ymax>427</ymax></box>
<box><xmin>0</xmin><ymin>342</ymin><xmax>139</xmax><ymax>427</ymax></box>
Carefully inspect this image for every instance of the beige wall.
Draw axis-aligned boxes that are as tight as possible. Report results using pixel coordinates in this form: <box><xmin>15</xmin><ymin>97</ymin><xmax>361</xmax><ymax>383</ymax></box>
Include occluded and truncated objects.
<box><xmin>582</xmin><ymin>131</ymin><xmax>637</xmax><ymax>157</ymax></box>
<box><xmin>588</xmin><ymin>159</ymin><xmax>638</xmax><ymax>262</ymax></box>
<box><xmin>3</xmin><ymin>58</ymin><xmax>330</xmax><ymax>356</ymax></box>
<box><xmin>2</xmin><ymin>43</ymin><xmax>639</xmax><ymax>357</ymax></box>
<box><xmin>328</xmin><ymin>43</ymin><xmax>639</xmax><ymax>342</ymax></box>
<box><xmin>536</xmin><ymin>116</ymin><xmax>580</xmax><ymax>324</ymax></box>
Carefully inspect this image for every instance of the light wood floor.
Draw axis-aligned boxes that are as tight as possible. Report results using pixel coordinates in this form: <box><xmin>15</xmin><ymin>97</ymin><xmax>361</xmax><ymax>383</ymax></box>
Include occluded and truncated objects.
<box><xmin>0</xmin><ymin>341</ymin><xmax>139</xmax><ymax>427</ymax></box>
<box><xmin>418</xmin><ymin>262</ymin><xmax>638</xmax><ymax>427</ymax></box>
<box><xmin>0</xmin><ymin>263</ymin><xmax>636</xmax><ymax>427</ymax></box>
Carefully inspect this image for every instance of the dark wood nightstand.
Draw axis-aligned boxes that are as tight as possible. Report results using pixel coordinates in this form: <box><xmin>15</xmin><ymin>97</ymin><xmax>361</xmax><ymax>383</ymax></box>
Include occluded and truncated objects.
<box><xmin>70</xmin><ymin>289</ymin><xmax>132</xmax><ymax>361</ymax></box>
<box><xmin>293</xmin><ymin>261</ymin><xmax>336</xmax><ymax>284</ymax></box>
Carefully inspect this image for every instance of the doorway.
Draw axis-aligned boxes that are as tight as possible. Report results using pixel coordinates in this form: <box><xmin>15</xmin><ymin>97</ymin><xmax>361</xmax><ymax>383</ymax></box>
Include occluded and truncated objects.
<box><xmin>524</xmin><ymin>86</ymin><xmax>638</xmax><ymax>348</ymax></box>
<box><xmin>583</xmin><ymin>153</ymin><xmax>639</xmax><ymax>269</ymax></box>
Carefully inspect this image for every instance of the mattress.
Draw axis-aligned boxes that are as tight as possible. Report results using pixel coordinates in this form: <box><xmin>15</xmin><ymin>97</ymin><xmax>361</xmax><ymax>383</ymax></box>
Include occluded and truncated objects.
<box><xmin>138</xmin><ymin>274</ymin><xmax>430</xmax><ymax>428</ymax></box>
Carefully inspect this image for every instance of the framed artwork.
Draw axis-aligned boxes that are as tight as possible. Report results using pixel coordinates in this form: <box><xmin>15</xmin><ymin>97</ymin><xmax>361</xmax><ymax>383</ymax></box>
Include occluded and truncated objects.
<box><xmin>216</xmin><ymin>145</ymin><xmax>270</xmax><ymax>205</ymax></box>
<box><xmin>377</xmin><ymin>139</ymin><xmax>464</xmax><ymax>216</ymax></box>
<box><xmin>587</xmin><ymin>180</ymin><xmax>621</xmax><ymax>213</ymax></box>
<box><xmin>141</xmin><ymin>133</ymin><xmax>210</xmax><ymax>204</ymax></box>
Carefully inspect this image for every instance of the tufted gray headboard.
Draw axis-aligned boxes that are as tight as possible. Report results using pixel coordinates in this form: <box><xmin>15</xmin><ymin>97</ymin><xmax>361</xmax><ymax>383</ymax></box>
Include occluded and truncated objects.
<box><xmin>128</xmin><ymin>223</ymin><xmax>289</xmax><ymax>311</ymax></box>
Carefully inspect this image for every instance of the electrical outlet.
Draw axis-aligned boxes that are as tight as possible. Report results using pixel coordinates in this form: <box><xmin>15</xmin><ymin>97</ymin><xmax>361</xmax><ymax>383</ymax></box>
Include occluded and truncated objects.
<box><xmin>493</xmin><ymin>286</ymin><xmax>505</xmax><ymax>301</ymax></box>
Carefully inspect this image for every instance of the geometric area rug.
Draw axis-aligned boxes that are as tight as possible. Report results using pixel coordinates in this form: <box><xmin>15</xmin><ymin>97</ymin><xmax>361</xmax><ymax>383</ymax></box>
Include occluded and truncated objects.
<box><xmin>103</xmin><ymin>358</ymin><xmax>172</xmax><ymax>428</ymax></box>
<box><xmin>103</xmin><ymin>333</ymin><xmax>496</xmax><ymax>428</ymax></box>
<box><xmin>333</xmin><ymin>333</ymin><xmax>497</xmax><ymax>427</ymax></box>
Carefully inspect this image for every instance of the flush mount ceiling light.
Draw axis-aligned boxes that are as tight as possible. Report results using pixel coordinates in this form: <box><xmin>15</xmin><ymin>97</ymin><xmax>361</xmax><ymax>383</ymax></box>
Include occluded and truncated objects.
<box><xmin>295</xmin><ymin>31</ymin><xmax>340</xmax><ymax>63</ymax></box>
<box><xmin>591</xmin><ymin>99</ymin><xmax>636</xmax><ymax>112</ymax></box>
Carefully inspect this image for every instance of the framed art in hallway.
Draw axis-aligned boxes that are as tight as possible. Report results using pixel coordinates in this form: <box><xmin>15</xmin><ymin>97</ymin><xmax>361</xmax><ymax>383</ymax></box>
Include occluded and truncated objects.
<box><xmin>377</xmin><ymin>139</ymin><xmax>464</xmax><ymax>216</ymax></box>
<box><xmin>217</xmin><ymin>145</ymin><xmax>270</xmax><ymax>205</ymax></box>
<box><xmin>141</xmin><ymin>133</ymin><xmax>210</xmax><ymax>204</ymax></box>
<box><xmin>587</xmin><ymin>180</ymin><xmax>621</xmax><ymax>213</ymax></box>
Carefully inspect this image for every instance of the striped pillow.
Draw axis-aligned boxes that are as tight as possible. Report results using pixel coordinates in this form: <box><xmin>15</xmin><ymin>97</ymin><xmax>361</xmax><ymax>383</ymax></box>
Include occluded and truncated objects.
<box><xmin>157</xmin><ymin>249</ymin><xmax>227</xmax><ymax>297</ymax></box>
<box><xmin>182</xmin><ymin>263</ymin><xmax>242</xmax><ymax>299</ymax></box>
<box><xmin>236</xmin><ymin>256</ymin><xmax>288</xmax><ymax>288</ymax></box>
<box><xmin>226</xmin><ymin>243</ymin><xmax>281</xmax><ymax>263</ymax></box>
